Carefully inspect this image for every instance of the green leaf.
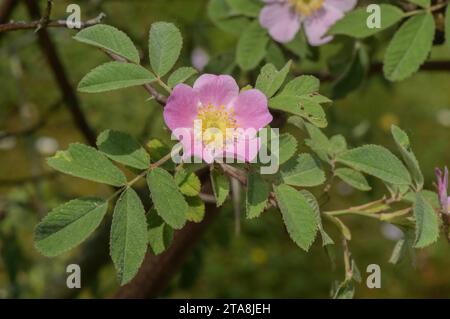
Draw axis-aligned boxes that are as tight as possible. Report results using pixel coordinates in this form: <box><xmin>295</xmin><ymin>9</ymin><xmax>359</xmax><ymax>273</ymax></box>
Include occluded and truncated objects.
<box><xmin>274</xmin><ymin>184</ymin><xmax>318</xmax><ymax>251</ymax></box>
<box><xmin>147</xmin><ymin>139</ymin><xmax>175</xmax><ymax>171</ymax></box>
<box><xmin>277</xmin><ymin>133</ymin><xmax>298</xmax><ymax>165</ymax></box>
<box><xmin>265</xmin><ymin>42</ymin><xmax>286</xmax><ymax>69</ymax></box>
<box><xmin>147</xmin><ymin>168</ymin><xmax>188</xmax><ymax>229</ymax></box>
<box><xmin>211</xmin><ymin>170</ymin><xmax>230</xmax><ymax>207</ymax></box>
<box><xmin>269</xmin><ymin>77</ymin><xmax>329</xmax><ymax>128</ymax></box>
<box><xmin>336</xmin><ymin>145</ymin><xmax>411</xmax><ymax>185</ymax></box>
<box><xmin>225</xmin><ymin>0</ymin><xmax>262</xmax><ymax>17</ymax></box>
<box><xmin>413</xmin><ymin>191</ymin><xmax>439</xmax><ymax>248</ymax></box>
<box><xmin>383</xmin><ymin>13</ymin><xmax>435</xmax><ymax>81</ymax></box>
<box><xmin>255</xmin><ymin>61</ymin><xmax>291</xmax><ymax>98</ymax></box>
<box><xmin>408</xmin><ymin>0</ymin><xmax>430</xmax><ymax>8</ymax></box>
<box><xmin>147</xmin><ymin>209</ymin><xmax>173</xmax><ymax>255</ymax></box>
<box><xmin>389</xmin><ymin>228</ymin><xmax>416</xmax><ymax>265</ymax></box>
<box><xmin>149</xmin><ymin>22</ymin><xmax>183</xmax><ymax>77</ymax></box>
<box><xmin>47</xmin><ymin>143</ymin><xmax>127</xmax><ymax>186</ymax></box>
<box><xmin>404</xmin><ymin>189</ymin><xmax>440</xmax><ymax>208</ymax></box>
<box><xmin>74</xmin><ymin>24</ymin><xmax>140</xmax><ymax>64</ymax></box>
<box><xmin>329</xmin><ymin>5</ymin><xmax>404</xmax><ymax>39</ymax></box>
<box><xmin>325</xmin><ymin>214</ymin><xmax>352</xmax><ymax>240</ymax></box>
<box><xmin>282</xmin><ymin>75</ymin><xmax>320</xmax><ymax>96</ymax></box>
<box><xmin>186</xmin><ymin>196</ymin><xmax>206</xmax><ymax>223</ymax></box>
<box><xmin>78</xmin><ymin>62</ymin><xmax>156</xmax><ymax>93</ymax></box>
<box><xmin>167</xmin><ymin>67</ymin><xmax>198</xmax><ymax>88</ymax></box>
<box><xmin>391</xmin><ymin>125</ymin><xmax>424</xmax><ymax>190</ymax></box>
<box><xmin>110</xmin><ymin>188</ymin><xmax>148</xmax><ymax>285</ymax></box>
<box><xmin>284</xmin><ymin>31</ymin><xmax>317</xmax><ymax>59</ymax></box>
<box><xmin>175</xmin><ymin>169</ymin><xmax>201</xmax><ymax>197</ymax></box>
<box><xmin>236</xmin><ymin>21</ymin><xmax>269</xmax><ymax>71</ymax></box>
<box><xmin>329</xmin><ymin>135</ymin><xmax>348</xmax><ymax>156</ymax></box>
<box><xmin>333</xmin><ymin>280</ymin><xmax>355</xmax><ymax>299</ymax></box>
<box><xmin>246</xmin><ymin>172</ymin><xmax>270</xmax><ymax>219</ymax></box>
<box><xmin>35</xmin><ymin>198</ymin><xmax>108</xmax><ymax>257</ymax></box>
<box><xmin>270</xmin><ymin>95</ymin><xmax>328</xmax><ymax>128</ymax></box>
<box><xmin>280</xmin><ymin>154</ymin><xmax>326</xmax><ymax>187</ymax></box>
<box><xmin>208</xmin><ymin>0</ymin><xmax>251</xmax><ymax>36</ymax></box>
<box><xmin>304</xmin><ymin>123</ymin><xmax>331</xmax><ymax>162</ymax></box>
<box><xmin>97</xmin><ymin>130</ymin><xmax>150</xmax><ymax>170</ymax></box>
<box><xmin>332</xmin><ymin>45</ymin><xmax>369</xmax><ymax>99</ymax></box>
<box><xmin>335</xmin><ymin>168</ymin><xmax>371</xmax><ymax>191</ymax></box>
<box><xmin>300</xmin><ymin>190</ymin><xmax>334</xmax><ymax>246</ymax></box>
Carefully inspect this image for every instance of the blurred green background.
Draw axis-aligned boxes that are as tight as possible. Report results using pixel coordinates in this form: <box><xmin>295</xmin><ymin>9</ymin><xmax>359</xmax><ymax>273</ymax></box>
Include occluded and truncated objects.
<box><xmin>0</xmin><ymin>0</ymin><xmax>449</xmax><ymax>298</ymax></box>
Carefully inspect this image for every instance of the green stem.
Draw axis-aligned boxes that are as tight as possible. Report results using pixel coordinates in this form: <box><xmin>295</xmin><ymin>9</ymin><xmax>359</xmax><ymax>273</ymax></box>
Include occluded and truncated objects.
<box><xmin>157</xmin><ymin>77</ymin><xmax>172</xmax><ymax>94</ymax></box>
<box><xmin>106</xmin><ymin>145</ymin><xmax>181</xmax><ymax>203</ymax></box>
<box><xmin>324</xmin><ymin>198</ymin><xmax>388</xmax><ymax>216</ymax></box>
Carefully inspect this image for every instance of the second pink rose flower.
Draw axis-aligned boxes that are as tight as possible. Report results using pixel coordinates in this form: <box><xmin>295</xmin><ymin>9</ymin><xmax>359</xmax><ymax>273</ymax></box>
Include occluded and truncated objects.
<box><xmin>259</xmin><ymin>0</ymin><xmax>357</xmax><ymax>46</ymax></box>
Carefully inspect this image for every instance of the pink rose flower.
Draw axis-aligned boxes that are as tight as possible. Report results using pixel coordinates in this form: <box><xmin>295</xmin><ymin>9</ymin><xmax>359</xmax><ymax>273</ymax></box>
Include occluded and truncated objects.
<box><xmin>436</xmin><ymin>167</ymin><xmax>449</xmax><ymax>215</ymax></box>
<box><xmin>163</xmin><ymin>74</ymin><xmax>273</xmax><ymax>163</ymax></box>
<box><xmin>259</xmin><ymin>0</ymin><xmax>357</xmax><ymax>46</ymax></box>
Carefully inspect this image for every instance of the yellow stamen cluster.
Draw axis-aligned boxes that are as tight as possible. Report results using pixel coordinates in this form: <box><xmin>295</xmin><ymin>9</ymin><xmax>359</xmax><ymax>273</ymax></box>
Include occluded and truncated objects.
<box><xmin>195</xmin><ymin>104</ymin><xmax>238</xmax><ymax>149</ymax></box>
<box><xmin>288</xmin><ymin>0</ymin><xmax>324</xmax><ymax>16</ymax></box>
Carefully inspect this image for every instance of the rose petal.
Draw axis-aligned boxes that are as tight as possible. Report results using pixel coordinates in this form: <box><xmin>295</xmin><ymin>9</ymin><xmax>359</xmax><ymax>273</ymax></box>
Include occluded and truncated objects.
<box><xmin>163</xmin><ymin>84</ymin><xmax>199</xmax><ymax>132</ymax></box>
<box><xmin>178</xmin><ymin>129</ymin><xmax>214</xmax><ymax>163</ymax></box>
<box><xmin>193</xmin><ymin>74</ymin><xmax>239</xmax><ymax>107</ymax></box>
<box><xmin>303</xmin><ymin>4</ymin><xmax>343</xmax><ymax>46</ymax></box>
<box><xmin>224</xmin><ymin>136</ymin><xmax>261</xmax><ymax>162</ymax></box>
<box><xmin>234</xmin><ymin>89</ymin><xmax>273</xmax><ymax>130</ymax></box>
<box><xmin>259</xmin><ymin>3</ymin><xmax>301</xmax><ymax>43</ymax></box>
<box><xmin>326</xmin><ymin>0</ymin><xmax>357</xmax><ymax>12</ymax></box>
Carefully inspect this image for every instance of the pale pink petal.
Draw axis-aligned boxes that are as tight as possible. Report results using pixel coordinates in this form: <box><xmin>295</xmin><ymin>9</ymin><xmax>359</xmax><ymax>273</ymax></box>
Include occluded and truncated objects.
<box><xmin>163</xmin><ymin>84</ymin><xmax>199</xmax><ymax>131</ymax></box>
<box><xmin>303</xmin><ymin>4</ymin><xmax>343</xmax><ymax>46</ymax></box>
<box><xmin>179</xmin><ymin>130</ymin><xmax>214</xmax><ymax>163</ymax></box>
<box><xmin>259</xmin><ymin>3</ymin><xmax>301</xmax><ymax>43</ymax></box>
<box><xmin>193</xmin><ymin>74</ymin><xmax>239</xmax><ymax>107</ymax></box>
<box><xmin>224</xmin><ymin>136</ymin><xmax>261</xmax><ymax>162</ymax></box>
<box><xmin>233</xmin><ymin>89</ymin><xmax>273</xmax><ymax>130</ymax></box>
<box><xmin>326</xmin><ymin>0</ymin><xmax>357</xmax><ymax>12</ymax></box>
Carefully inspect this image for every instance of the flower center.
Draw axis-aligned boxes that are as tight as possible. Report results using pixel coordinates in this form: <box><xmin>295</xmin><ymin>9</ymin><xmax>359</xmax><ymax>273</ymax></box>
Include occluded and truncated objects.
<box><xmin>195</xmin><ymin>104</ymin><xmax>238</xmax><ymax>148</ymax></box>
<box><xmin>288</xmin><ymin>0</ymin><xmax>324</xmax><ymax>16</ymax></box>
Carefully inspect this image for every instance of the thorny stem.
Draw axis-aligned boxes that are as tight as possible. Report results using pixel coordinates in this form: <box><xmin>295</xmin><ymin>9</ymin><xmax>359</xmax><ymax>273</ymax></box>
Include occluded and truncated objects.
<box><xmin>106</xmin><ymin>145</ymin><xmax>182</xmax><ymax>203</ymax></box>
<box><xmin>156</xmin><ymin>77</ymin><xmax>173</xmax><ymax>94</ymax></box>
<box><xmin>324</xmin><ymin>198</ymin><xmax>390</xmax><ymax>216</ymax></box>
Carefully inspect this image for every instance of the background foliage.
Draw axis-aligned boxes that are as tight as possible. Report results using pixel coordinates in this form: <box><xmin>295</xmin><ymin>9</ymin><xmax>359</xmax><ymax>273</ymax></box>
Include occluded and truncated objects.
<box><xmin>0</xmin><ymin>0</ymin><xmax>449</xmax><ymax>298</ymax></box>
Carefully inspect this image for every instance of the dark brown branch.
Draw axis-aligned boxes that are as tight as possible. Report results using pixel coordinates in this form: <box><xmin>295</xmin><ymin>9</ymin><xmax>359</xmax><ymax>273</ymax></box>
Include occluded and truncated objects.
<box><xmin>24</xmin><ymin>0</ymin><xmax>97</xmax><ymax>146</ymax></box>
<box><xmin>143</xmin><ymin>83</ymin><xmax>168</xmax><ymax>105</ymax></box>
<box><xmin>0</xmin><ymin>0</ymin><xmax>18</xmax><ymax>42</ymax></box>
<box><xmin>0</xmin><ymin>12</ymin><xmax>106</xmax><ymax>33</ymax></box>
<box><xmin>114</xmin><ymin>203</ymin><xmax>219</xmax><ymax>298</ymax></box>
